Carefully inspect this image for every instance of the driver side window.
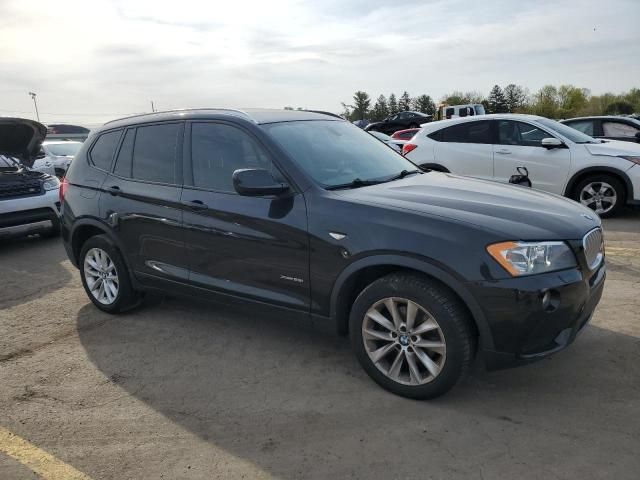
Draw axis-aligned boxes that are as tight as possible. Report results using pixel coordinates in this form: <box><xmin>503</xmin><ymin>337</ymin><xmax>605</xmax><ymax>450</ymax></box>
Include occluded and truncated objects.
<box><xmin>190</xmin><ymin>123</ymin><xmax>278</xmax><ymax>192</ymax></box>
<box><xmin>498</xmin><ymin>121</ymin><xmax>549</xmax><ymax>147</ymax></box>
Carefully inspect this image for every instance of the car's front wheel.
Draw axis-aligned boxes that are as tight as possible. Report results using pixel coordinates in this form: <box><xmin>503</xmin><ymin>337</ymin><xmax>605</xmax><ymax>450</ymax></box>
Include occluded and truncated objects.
<box><xmin>350</xmin><ymin>273</ymin><xmax>475</xmax><ymax>399</ymax></box>
<box><xmin>79</xmin><ymin>235</ymin><xmax>141</xmax><ymax>313</ymax></box>
<box><xmin>574</xmin><ymin>174</ymin><xmax>625</xmax><ymax>218</ymax></box>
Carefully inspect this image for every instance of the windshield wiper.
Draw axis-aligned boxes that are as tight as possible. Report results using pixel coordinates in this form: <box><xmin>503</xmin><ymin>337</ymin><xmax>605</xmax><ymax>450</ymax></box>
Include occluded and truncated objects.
<box><xmin>385</xmin><ymin>169</ymin><xmax>422</xmax><ymax>181</ymax></box>
<box><xmin>325</xmin><ymin>178</ymin><xmax>386</xmax><ymax>190</ymax></box>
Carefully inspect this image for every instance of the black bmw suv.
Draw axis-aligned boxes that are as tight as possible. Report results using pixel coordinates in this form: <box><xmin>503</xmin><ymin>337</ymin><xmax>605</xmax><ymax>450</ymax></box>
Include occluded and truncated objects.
<box><xmin>61</xmin><ymin>109</ymin><xmax>605</xmax><ymax>399</ymax></box>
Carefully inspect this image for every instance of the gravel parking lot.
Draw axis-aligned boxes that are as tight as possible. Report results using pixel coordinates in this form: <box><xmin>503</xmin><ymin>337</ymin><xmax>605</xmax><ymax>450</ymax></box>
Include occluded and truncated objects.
<box><xmin>1</xmin><ymin>210</ymin><xmax>639</xmax><ymax>480</ymax></box>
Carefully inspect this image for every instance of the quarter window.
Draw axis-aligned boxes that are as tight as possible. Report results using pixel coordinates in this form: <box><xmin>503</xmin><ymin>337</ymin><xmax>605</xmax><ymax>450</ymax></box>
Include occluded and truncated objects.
<box><xmin>191</xmin><ymin>123</ymin><xmax>275</xmax><ymax>192</ymax></box>
<box><xmin>498</xmin><ymin>121</ymin><xmax>549</xmax><ymax>147</ymax></box>
<box><xmin>90</xmin><ymin>130</ymin><xmax>122</xmax><ymax>170</ymax></box>
<box><xmin>602</xmin><ymin>121</ymin><xmax>638</xmax><ymax>137</ymax></box>
<box><xmin>131</xmin><ymin>123</ymin><xmax>180</xmax><ymax>184</ymax></box>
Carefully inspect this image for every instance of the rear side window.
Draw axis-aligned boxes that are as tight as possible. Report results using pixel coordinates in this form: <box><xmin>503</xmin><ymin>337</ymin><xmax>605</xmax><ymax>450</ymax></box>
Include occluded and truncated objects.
<box><xmin>90</xmin><ymin>130</ymin><xmax>122</xmax><ymax>170</ymax></box>
<box><xmin>132</xmin><ymin>123</ymin><xmax>180</xmax><ymax>184</ymax></box>
<box><xmin>113</xmin><ymin>129</ymin><xmax>135</xmax><ymax>177</ymax></box>
<box><xmin>439</xmin><ymin>121</ymin><xmax>491</xmax><ymax>144</ymax></box>
<box><xmin>565</xmin><ymin>120</ymin><xmax>594</xmax><ymax>136</ymax></box>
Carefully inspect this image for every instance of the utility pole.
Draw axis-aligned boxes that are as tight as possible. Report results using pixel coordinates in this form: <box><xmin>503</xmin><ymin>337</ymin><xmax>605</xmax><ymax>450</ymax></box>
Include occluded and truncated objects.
<box><xmin>28</xmin><ymin>92</ymin><xmax>40</xmax><ymax>121</ymax></box>
<box><xmin>150</xmin><ymin>101</ymin><xmax>155</xmax><ymax>112</ymax></box>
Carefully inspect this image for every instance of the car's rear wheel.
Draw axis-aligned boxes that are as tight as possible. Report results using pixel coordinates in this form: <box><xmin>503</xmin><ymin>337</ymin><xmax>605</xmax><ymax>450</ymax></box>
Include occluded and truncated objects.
<box><xmin>79</xmin><ymin>235</ymin><xmax>141</xmax><ymax>313</ymax></box>
<box><xmin>574</xmin><ymin>174</ymin><xmax>625</xmax><ymax>218</ymax></box>
<box><xmin>350</xmin><ymin>273</ymin><xmax>475</xmax><ymax>399</ymax></box>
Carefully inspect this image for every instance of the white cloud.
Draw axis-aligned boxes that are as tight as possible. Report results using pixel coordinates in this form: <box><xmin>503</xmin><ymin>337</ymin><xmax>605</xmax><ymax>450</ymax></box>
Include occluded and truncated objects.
<box><xmin>0</xmin><ymin>0</ymin><xmax>638</xmax><ymax>125</ymax></box>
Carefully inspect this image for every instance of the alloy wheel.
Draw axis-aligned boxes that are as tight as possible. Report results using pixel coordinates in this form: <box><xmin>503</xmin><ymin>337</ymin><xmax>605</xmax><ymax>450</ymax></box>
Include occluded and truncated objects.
<box><xmin>362</xmin><ymin>297</ymin><xmax>446</xmax><ymax>386</ymax></box>
<box><xmin>83</xmin><ymin>248</ymin><xmax>119</xmax><ymax>305</ymax></box>
<box><xmin>579</xmin><ymin>182</ymin><xmax>617</xmax><ymax>215</ymax></box>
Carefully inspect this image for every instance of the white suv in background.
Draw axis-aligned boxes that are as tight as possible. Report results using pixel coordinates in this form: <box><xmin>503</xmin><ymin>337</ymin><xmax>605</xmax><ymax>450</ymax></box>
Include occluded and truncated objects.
<box><xmin>403</xmin><ymin>114</ymin><xmax>640</xmax><ymax>217</ymax></box>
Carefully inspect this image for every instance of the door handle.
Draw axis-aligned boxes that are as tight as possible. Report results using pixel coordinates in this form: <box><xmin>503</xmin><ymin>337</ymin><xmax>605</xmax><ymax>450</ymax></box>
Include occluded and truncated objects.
<box><xmin>495</xmin><ymin>149</ymin><xmax>512</xmax><ymax>154</ymax></box>
<box><xmin>182</xmin><ymin>199</ymin><xmax>208</xmax><ymax>210</ymax></box>
<box><xmin>106</xmin><ymin>185</ymin><xmax>121</xmax><ymax>196</ymax></box>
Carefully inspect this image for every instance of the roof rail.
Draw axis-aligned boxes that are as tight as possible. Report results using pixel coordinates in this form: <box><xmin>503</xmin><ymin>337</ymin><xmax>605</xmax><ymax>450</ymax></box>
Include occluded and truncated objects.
<box><xmin>103</xmin><ymin>108</ymin><xmax>250</xmax><ymax>125</ymax></box>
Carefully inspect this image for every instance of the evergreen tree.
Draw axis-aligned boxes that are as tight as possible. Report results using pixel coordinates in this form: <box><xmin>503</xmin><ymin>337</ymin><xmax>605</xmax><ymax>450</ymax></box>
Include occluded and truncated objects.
<box><xmin>487</xmin><ymin>85</ymin><xmax>508</xmax><ymax>113</ymax></box>
<box><xmin>399</xmin><ymin>91</ymin><xmax>412</xmax><ymax>111</ymax></box>
<box><xmin>352</xmin><ymin>91</ymin><xmax>371</xmax><ymax>120</ymax></box>
<box><xmin>388</xmin><ymin>93</ymin><xmax>398</xmax><ymax>115</ymax></box>
<box><xmin>503</xmin><ymin>84</ymin><xmax>527</xmax><ymax>112</ymax></box>
<box><xmin>412</xmin><ymin>95</ymin><xmax>436</xmax><ymax>116</ymax></box>
<box><xmin>372</xmin><ymin>95</ymin><xmax>389</xmax><ymax>121</ymax></box>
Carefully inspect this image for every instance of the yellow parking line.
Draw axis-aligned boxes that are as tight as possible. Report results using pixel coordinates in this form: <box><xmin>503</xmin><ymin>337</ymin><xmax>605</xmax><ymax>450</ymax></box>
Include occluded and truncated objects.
<box><xmin>0</xmin><ymin>426</ymin><xmax>92</xmax><ymax>480</ymax></box>
<box><xmin>606</xmin><ymin>247</ymin><xmax>640</xmax><ymax>258</ymax></box>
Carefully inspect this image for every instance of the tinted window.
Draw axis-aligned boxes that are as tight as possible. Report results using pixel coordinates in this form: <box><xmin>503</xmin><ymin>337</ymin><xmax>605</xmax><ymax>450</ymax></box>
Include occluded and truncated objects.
<box><xmin>440</xmin><ymin>121</ymin><xmax>491</xmax><ymax>144</ymax></box>
<box><xmin>603</xmin><ymin>121</ymin><xmax>638</xmax><ymax>137</ymax></box>
<box><xmin>445</xmin><ymin>108</ymin><xmax>454</xmax><ymax>118</ymax></box>
<box><xmin>90</xmin><ymin>130</ymin><xmax>122</xmax><ymax>170</ymax></box>
<box><xmin>458</xmin><ymin>108</ymin><xmax>468</xmax><ymax>117</ymax></box>
<box><xmin>498</xmin><ymin>121</ymin><xmax>549</xmax><ymax>147</ymax></box>
<box><xmin>132</xmin><ymin>123</ymin><xmax>180</xmax><ymax>184</ymax></box>
<box><xmin>264</xmin><ymin>120</ymin><xmax>417</xmax><ymax>188</ymax></box>
<box><xmin>191</xmin><ymin>123</ymin><xmax>274</xmax><ymax>192</ymax></box>
<box><xmin>113</xmin><ymin>129</ymin><xmax>135</xmax><ymax>177</ymax></box>
<box><xmin>565</xmin><ymin>120</ymin><xmax>594</xmax><ymax>136</ymax></box>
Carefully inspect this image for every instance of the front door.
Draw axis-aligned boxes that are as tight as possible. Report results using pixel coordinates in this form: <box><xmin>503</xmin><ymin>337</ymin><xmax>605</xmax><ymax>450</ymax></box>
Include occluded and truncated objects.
<box><xmin>492</xmin><ymin>120</ymin><xmax>571</xmax><ymax>195</ymax></box>
<box><xmin>181</xmin><ymin>121</ymin><xmax>310</xmax><ymax>311</ymax></box>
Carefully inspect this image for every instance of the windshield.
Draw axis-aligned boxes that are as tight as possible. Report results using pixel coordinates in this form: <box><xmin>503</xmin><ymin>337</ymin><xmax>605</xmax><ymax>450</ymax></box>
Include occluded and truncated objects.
<box><xmin>264</xmin><ymin>120</ymin><xmax>419</xmax><ymax>188</ymax></box>
<box><xmin>474</xmin><ymin>104</ymin><xmax>485</xmax><ymax>115</ymax></box>
<box><xmin>44</xmin><ymin>142</ymin><xmax>82</xmax><ymax>156</ymax></box>
<box><xmin>369</xmin><ymin>131</ymin><xmax>391</xmax><ymax>141</ymax></box>
<box><xmin>537</xmin><ymin>118</ymin><xmax>597</xmax><ymax>143</ymax></box>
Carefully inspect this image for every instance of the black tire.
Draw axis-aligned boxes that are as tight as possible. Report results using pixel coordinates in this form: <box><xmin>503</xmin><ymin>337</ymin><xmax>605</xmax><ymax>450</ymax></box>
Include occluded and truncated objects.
<box><xmin>349</xmin><ymin>273</ymin><xmax>475</xmax><ymax>399</ymax></box>
<box><xmin>79</xmin><ymin>234</ymin><xmax>141</xmax><ymax>313</ymax></box>
<box><xmin>573</xmin><ymin>174</ymin><xmax>625</xmax><ymax>218</ymax></box>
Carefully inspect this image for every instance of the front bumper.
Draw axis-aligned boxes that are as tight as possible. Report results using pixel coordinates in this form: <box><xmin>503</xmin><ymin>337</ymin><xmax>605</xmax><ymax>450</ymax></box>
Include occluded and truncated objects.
<box><xmin>468</xmin><ymin>260</ymin><xmax>606</xmax><ymax>370</ymax></box>
<box><xmin>0</xmin><ymin>188</ymin><xmax>60</xmax><ymax>238</ymax></box>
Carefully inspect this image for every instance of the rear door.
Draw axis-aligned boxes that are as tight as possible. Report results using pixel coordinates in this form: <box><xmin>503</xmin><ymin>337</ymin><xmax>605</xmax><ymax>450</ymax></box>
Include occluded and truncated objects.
<box><xmin>101</xmin><ymin>122</ymin><xmax>188</xmax><ymax>282</ymax></box>
<box><xmin>181</xmin><ymin>121</ymin><xmax>310</xmax><ymax>311</ymax></box>
<box><xmin>492</xmin><ymin>120</ymin><xmax>571</xmax><ymax>194</ymax></box>
<box><xmin>431</xmin><ymin>120</ymin><xmax>493</xmax><ymax>180</ymax></box>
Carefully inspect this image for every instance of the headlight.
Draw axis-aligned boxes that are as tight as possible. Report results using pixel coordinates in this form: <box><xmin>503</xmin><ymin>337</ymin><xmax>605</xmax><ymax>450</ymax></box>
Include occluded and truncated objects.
<box><xmin>43</xmin><ymin>176</ymin><xmax>60</xmax><ymax>191</ymax></box>
<box><xmin>487</xmin><ymin>241</ymin><xmax>577</xmax><ymax>276</ymax></box>
<box><xmin>619</xmin><ymin>155</ymin><xmax>640</xmax><ymax>165</ymax></box>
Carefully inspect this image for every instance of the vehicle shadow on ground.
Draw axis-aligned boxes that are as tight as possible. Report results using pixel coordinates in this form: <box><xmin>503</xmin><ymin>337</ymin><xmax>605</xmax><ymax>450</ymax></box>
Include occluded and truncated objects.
<box><xmin>0</xmin><ymin>236</ymin><xmax>72</xmax><ymax>310</ymax></box>
<box><xmin>76</xmin><ymin>297</ymin><xmax>640</xmax><ymax>479</ymax></box>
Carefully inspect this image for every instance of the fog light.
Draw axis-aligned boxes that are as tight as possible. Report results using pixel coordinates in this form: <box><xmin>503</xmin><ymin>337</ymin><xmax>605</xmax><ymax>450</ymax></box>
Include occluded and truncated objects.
<box><xmin>541</xmin><ymin>289</ymin><xmax>560</xmax><ymax>312</ymax></box>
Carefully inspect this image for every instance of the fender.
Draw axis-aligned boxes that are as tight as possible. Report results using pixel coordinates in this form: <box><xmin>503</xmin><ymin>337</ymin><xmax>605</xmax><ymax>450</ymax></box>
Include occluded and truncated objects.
<box><xmin>329</xmin><ymin>254</ymin><xmax>494</xmax><ymax>351</ymax></box>
<box><xmin>564</xmin><ymin>166</ymin><xmax>634</xmax><ymax>200</ymax></box>
<box><xmin>68</xmin><ymin>217</ymin><xmax>140</xmax><ymax>288</ymax></box>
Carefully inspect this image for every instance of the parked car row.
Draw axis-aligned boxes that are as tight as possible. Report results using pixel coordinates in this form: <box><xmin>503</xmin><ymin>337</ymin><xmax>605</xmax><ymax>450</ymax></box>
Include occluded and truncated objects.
<box><xmin>561</xmin><ymin>116</ymin><xmax>640</xmax><ymax>143</ymax></box>
<box><xmin>402</xmin><ymin>114</ymin><xmax>640</xmax><ymax>217</ymax></box>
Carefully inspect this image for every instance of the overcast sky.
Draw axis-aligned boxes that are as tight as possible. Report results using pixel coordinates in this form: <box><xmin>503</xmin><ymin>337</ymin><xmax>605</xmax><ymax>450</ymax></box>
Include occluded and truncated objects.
<box><xmin>1</xmin><ymin>0</ymin><xmax>638</xmax><ymax>125</ymax></box>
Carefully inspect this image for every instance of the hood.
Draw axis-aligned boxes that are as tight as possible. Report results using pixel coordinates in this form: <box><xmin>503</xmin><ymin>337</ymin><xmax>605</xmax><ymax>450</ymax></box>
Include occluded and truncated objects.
<box><xmin>0</xmin><ymin>117</ymin><xmax>47</xmax><ymax>168</ymax></box>
<box><xmin>336</xmin><ymin>172</ymin><xmax>601</xmax><ymax>240</ymax></box>
<box><xmin>584</xmin><ymin>139</ymin><xmax>640</xmax><ymax>158</ymax></box>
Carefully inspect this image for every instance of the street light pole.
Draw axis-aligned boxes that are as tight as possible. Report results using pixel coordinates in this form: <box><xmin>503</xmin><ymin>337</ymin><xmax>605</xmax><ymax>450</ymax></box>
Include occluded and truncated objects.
<box><xmin>28</xmin><ymin>92</ymin><xmax>40</xmax><ymax>122</ymax></box>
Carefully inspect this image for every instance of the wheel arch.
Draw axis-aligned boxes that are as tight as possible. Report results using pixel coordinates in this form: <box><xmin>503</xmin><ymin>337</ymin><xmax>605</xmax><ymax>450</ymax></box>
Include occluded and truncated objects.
<box><xmin>564</xmin><ymin>166</ymin><xmax>633</xmax><ymax>201</ymax></box>
<box><xmin>329</xmin><ymin>255</ymin><xmax>493</xmax><ymax>351</ymax></box>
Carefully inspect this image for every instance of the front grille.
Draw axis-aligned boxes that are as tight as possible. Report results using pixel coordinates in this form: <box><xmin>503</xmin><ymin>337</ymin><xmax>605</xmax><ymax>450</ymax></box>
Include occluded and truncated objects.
<box><xmin>0</xmin><ymin>181</ymin><xmax>43</xmax><ymax>199</ymax></box>
<box><xmin>583</xmin><ymin>228</ymin><xmax>603</xmax><ymax>270</ymax></box>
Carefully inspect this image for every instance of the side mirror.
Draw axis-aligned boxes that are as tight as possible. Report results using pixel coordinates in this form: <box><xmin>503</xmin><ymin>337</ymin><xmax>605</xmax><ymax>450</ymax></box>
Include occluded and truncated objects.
<box><xmin>541</xmin><ymin>137</ymin><xmax>565</xmax><ymax>149</ymax></box>
<box><xmin>232</xmin><ymin>168</ymin><xmax>289</xmax><ymax>196</ymax></box>
<box><xmin>635</xmin><ymin>131</ymin><xmax>640</xmax><ymax>141</ymax></box>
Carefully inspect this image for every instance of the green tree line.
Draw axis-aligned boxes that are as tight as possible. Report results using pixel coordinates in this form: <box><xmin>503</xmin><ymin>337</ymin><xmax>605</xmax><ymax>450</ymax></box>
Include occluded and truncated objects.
<box><xmin>337</xmin><ymin>85</ymin><xmax>640</xmax><ymax>122</ymax></box>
